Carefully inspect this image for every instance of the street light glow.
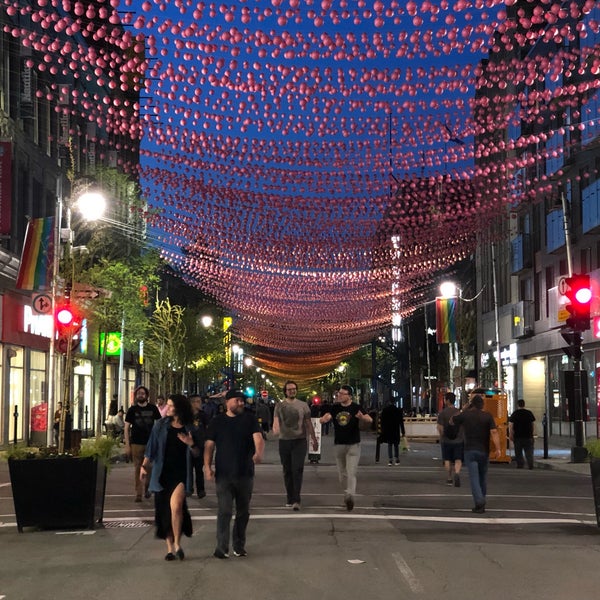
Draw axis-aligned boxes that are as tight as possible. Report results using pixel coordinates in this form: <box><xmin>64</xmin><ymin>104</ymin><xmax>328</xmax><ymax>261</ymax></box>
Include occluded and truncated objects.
<box><xmin>200</xmin><ymin>314</ymin><xmax>213</xmax><ymax>328</ymax></box>
<box><xmin>76</xmin><ymin>191</ymin><xmax>107</xmax><ymax>221</ymax></box>
<box><xmin>440</xmin><ymin>281</ymin><xmax>457</xmax><ymax>298</ymax></box>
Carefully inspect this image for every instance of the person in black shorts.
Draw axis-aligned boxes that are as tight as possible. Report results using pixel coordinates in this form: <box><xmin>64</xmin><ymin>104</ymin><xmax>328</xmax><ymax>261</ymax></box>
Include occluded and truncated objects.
<box><xmin>436</xmin><ymin>392</ymin><xmax>464</xmax><ymax>487</ymax></box>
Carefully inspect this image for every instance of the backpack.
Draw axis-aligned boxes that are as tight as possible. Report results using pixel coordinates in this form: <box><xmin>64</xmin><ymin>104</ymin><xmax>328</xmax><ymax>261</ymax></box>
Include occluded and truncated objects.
<box><xmin>444</xmin><ymin>420</ymin><xmax>459</xmax><ymax>440</ymax></box>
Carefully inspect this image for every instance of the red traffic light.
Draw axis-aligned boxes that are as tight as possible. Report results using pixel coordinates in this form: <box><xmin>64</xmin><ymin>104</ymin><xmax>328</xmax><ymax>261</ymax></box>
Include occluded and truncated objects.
<box><xmin>565</xmin><ymin>274</ymin><xmax>592</xmax><ymax>331</ymax></box>
<box><xmin>312</xmin><ymin>396</ymin><xmax>321</xmax><ymax>405</ymax></box>
<box><xmin>54</xmin><ymin>303</ymin><xmax>83</xmax><ymax>337</ymax></box>
<box><xmin>56</xmin><ymin>306</ymin><xmax>75</xmax><ymax>326</ymax></box>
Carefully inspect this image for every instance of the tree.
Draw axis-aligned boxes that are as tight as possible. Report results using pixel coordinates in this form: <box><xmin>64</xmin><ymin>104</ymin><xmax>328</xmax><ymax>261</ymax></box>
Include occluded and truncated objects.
<box><xmin>143</xmin><ymin>298</ymin><xmax>187</xmax><ymax>395</ymax></box>
<box><xmin>77</xmin><ymin>253</ymin><xmax>162</xmax><ymax>434</ymax></box>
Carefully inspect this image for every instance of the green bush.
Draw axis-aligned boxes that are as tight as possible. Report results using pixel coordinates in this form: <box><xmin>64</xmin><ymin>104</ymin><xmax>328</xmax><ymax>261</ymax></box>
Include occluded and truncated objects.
<box><xmin>586</xmin><ymin>438</ymin><xmax>600</xmax><ymax>459</ymax></box>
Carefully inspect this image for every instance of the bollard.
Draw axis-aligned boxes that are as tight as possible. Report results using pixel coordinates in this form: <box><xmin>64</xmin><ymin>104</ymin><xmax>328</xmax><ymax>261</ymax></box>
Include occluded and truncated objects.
<box><xmin>542</xmin><ymin>412</ymin><xmax>549</xmax><ymax>459</ymax></box>
<box><xmin>13</xmin><ymin>404</ymin><xmax>19</xmax><ymax>445</ymax></box>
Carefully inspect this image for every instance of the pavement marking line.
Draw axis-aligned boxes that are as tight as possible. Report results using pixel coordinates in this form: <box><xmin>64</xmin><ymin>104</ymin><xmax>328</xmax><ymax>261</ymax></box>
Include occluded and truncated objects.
<box><xmin>101</xmin><ymin>513</ymin><xmax>596</xmax><ymax>525</ymax></box>
<box><xmin>392</xmin><ymin>553</ymin><xmax>424</xmax><ymax>594</ymax></box>
<box><xmin>55</xmin><ymin>531</ymin><xmax>96</xmax><ymax>536</ymax></box>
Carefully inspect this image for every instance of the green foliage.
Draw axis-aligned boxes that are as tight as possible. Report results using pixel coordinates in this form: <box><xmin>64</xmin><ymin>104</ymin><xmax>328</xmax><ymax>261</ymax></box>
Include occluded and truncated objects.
<box><xmin>81</xmin><ymin>253</ymin><xmax>161</xmax><ymax>352</ymax></box>
<box><xmin>586</xmin><ymin>438</ymin><xmax>600</xmax><ymax>459</ymax></box>
<box><xmin>78</xmin><ymin>436</ymin><xmax>120</xmax><ymax>471</ymax></box>
<box><xmin>1</xmin><ymin>445</ymin><xmax>38</xmax><ymax>460</ymax></box>
<box><xmin>144</xmin><ymin>298</ymin><xmax>187</xmax><ymax>394</ymax></box>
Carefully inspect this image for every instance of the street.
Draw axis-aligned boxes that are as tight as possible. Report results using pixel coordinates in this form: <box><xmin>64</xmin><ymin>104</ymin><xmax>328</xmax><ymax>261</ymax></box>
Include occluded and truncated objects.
<box><xmin>1</xmin><ymin>434</ymin><xmax>599</xmax><ymax>600</ymax></box>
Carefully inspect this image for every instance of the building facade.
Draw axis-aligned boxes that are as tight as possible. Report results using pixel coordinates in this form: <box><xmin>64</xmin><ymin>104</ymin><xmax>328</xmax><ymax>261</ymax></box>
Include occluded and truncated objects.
<box><xmin>0</xmin><ymin>2</ymin><xmax>143</xmax><ymax>448</ymax></box>
<box><xmin>475</xmin><ymin>1</ymin><xmax>600</xmax><ymax>439</ymax></box>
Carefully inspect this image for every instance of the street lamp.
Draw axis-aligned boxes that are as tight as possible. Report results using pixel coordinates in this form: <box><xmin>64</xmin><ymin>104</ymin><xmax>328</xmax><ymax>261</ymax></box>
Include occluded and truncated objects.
<box><xmin>49</xmin><ymin>179</ymin><xmax>107</xmax><ymax>451</ymax></box>
<box><xmin>439</xmin><ymin>280</ymin><xmax>459</xmax><ymax>395</ymax></box>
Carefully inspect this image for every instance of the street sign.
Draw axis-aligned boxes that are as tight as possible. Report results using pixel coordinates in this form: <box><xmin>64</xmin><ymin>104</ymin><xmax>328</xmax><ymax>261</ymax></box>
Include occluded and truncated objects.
<box><xmin>558</xmin><ymin>277</ymin><xmax>569</xmax><ymax>296</ymax></box>
<box><xmin>32</xmin><ymin>293</ymin><xmax>52</xmax><ymax>315</ymax></box>
<box><xmin>72</xmin><ymin>283</ymin><xmax>112</xmax><ymax>299</ymax></box>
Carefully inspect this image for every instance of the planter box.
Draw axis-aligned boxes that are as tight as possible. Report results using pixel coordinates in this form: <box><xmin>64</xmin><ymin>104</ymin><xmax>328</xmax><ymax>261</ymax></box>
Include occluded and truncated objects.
<box><xmin>8</xmin><ymin>456</ymin><xmax>107</xmax><ymax>532</ymax></box>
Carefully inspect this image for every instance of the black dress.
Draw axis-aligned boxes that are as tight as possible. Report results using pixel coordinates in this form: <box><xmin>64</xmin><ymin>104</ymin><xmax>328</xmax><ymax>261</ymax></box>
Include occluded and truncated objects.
<box><xmin>154</xmin><ymin>424</ymin><xmax>193</xmax><ymax>540</ymax></box>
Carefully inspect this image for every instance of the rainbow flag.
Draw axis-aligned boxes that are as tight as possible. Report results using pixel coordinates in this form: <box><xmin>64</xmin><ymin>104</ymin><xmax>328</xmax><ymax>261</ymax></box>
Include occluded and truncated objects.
<box><xmin>436</xmin><ymin>297</ymin><xmax>457</xmax><ymax>344</ymax></box>
<box><xmin>16</xmin><ymin>216</ymin><xmax>55</xmax><ymax>290</ymax></box>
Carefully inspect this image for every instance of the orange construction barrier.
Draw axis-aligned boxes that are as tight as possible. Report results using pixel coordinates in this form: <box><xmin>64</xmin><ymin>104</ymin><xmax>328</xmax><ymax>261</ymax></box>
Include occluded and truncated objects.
<box><xmin>469</xmin><ymin>388</ymin><xmax>511</xmax><ymax>463</ymax></box>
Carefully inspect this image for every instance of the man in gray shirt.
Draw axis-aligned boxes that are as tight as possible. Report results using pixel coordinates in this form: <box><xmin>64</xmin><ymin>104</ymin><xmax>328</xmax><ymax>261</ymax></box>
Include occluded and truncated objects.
<box><xmin>273</xmin><ymin>381</ymin><xmax>318</xmax><ymax>511</ymax></box>
<box><xmin>452</xmin><ymin>395</ymin><xmax>501</xmax><ymax>514</ymax></box>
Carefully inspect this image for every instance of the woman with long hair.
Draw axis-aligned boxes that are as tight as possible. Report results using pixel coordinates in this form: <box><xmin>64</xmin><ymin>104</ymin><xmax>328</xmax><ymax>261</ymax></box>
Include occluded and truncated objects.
<box><xmin>141</xmin><ymin>393</ymin><xmax>200</xmax><ymax>560</ymax></box>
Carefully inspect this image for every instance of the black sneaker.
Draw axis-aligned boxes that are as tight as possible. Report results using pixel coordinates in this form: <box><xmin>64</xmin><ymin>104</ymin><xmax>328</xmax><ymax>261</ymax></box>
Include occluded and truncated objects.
<box><xmin>344</xmin><ymin>495</ymin><xmax>354</xmax><ymax>511</ymax></box>
<box><xmin>233</xmin><ymin>549</ymin><xmax>247</xmax><ymax>557</ymax></box>
<box><xmin>197</xmin><ymin>491</ymin><xmax>206</xmax><ymax>499</ymax></box>
<box><xmin>472</xmin><ymin>504</ymin><xmax>486</xmax><ymax>514</ymax></box>
<box><xmin>454</xmin><ymin>474</ymin><xmax>461</xmax><ymax>487</ymax></box>
<box><xmin>213</xmin><ymin>549</ymin><xmax>229</xmax><ymax>559</ymax></box>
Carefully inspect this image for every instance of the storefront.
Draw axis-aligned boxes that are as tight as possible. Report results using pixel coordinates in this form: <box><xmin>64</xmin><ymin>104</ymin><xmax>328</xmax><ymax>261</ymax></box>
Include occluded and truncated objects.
<box><xmin>0</xmin><ymin>292</ymin><xmax>51</xmax><ymax>446</ymax></box>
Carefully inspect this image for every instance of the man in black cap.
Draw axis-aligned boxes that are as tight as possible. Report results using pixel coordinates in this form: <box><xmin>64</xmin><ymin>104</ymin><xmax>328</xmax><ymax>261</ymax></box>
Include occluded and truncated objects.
<box><xmin>204</xmin><ymin>389</ymin><xmax>264</xmax><ymax>559</ymax></box>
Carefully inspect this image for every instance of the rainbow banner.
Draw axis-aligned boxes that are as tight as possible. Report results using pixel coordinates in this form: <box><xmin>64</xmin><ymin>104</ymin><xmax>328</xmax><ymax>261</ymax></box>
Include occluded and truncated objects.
<box><xmin>436</xmin><ymin>297</ymin><xmax>457</xmax><ymax>344</ymax></box>
<box><xmin>16</xmin><ymin>216</ymin><xmax>55</xmax><ymax>290</ymax></box>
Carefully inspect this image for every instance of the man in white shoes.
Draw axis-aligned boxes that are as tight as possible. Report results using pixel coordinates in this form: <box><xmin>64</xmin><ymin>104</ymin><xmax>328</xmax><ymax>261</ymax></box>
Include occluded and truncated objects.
<box><xmin>320</xmin><ymin>385</ymin><xmax>372</xmax><ymax>512</ymax></box>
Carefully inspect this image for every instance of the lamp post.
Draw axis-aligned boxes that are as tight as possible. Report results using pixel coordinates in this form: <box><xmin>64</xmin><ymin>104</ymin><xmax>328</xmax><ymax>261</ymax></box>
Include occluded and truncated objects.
<box><xmin>439</xmin><ymin>281</ymin><xmax>459</xmax><ymax>395</ymax></box>
<box><xmin>49</xmin><ymin>179</ymin><xmax>107</xmax><ymax>451</ymax></box>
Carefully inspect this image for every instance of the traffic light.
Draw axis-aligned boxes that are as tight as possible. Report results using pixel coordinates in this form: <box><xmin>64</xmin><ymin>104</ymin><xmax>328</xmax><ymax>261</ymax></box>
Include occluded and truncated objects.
<box><xmin>564</xmin><ymin>273</ymin><xmax>592</xmax><ymax>331</ymax></box>
<box><xmin>54</xmin><ymin>302</ymin><xmax>83</xmax><ymax>354</ymax></box>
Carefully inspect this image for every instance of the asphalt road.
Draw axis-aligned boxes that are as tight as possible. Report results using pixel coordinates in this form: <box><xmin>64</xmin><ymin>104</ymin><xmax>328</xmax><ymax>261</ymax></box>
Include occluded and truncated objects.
<box><xmin>1</xmin><ymin>434</ymin><xmax>598</xmax><ymax>600</ymax></box>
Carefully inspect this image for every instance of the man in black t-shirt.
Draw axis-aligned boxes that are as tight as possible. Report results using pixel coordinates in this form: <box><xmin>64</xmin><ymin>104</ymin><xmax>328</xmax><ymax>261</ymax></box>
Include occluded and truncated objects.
<box><xmin>124</xmin><ymin>386</ymin><xmax>161</xmax><ymax>502</ymax></box>
<box><xmin>204</xmin><ymin>389</ymin><xmax>264</xmax><ymax>559</ymax></box>
<box><xmin>320</xmin><ymin>385</ymin><xmax>372</xmax><ymax>512</ymax></box>
<box><xmin>452</xmin><ymin>395</ymin><xmax>501</xmax><ymax>513</ymax></box>
<box><xmin>509</xmin><ymin>399</ymin><xmax>536</xmax><ymax>470</ymax></box>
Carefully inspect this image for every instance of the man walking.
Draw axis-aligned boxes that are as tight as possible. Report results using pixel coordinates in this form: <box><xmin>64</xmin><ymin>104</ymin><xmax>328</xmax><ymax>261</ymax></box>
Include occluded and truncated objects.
<box><xmin>452</xmin><ymin>394</ymin><xmax>501</xmax><ymax>513</ymax></box>
<box><xmin>124</xmin><ymin>386</ymin><xmax>161</xmax><ymax>502</ymax></box>
<box><xmin>379</xmin><ymin>400</ymin><xmax>405</xmax><ymax>466</ymax></box>
<box><xmin>190</xmin><ymin>394</ymin><xmax>209</xmax><ymax>498</ymax></box>
<box><xmin>436</xmin><ymin>391</ymin><xmax>464</xmax><ymax>486</ymax></box>
<box><xmin>273</xmin><ymin>380</ymin><xmax>318</xmax><ymax>511</ymax></box>
<box><xmin>509</xmin><ymin>399</ymin><xmax>536</xmax><ymax>469</ymax></box>
<box><xmin>320</xmin><ymin>385</ymin><xmax>372</xmax><ymax>511</ymax></box>
<box><xmin>204</xmin><ymin>389</ymin><xmax>264</xmax><ymax>559</ymax></box>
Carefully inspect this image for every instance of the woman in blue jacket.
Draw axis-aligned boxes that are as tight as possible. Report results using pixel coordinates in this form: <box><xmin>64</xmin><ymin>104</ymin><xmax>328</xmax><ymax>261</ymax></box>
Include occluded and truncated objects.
<box><xmin>141</xmin><ymin>393</ymin><xmax>200</xmax><ymax>561</ymax></box>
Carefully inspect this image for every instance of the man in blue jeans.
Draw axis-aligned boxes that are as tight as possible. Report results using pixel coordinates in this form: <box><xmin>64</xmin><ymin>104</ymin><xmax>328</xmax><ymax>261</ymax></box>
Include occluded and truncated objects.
<box><xmin>452</xmin><ymin>395</ymin><xmax>501</xmax><ymax>513</ymax></box>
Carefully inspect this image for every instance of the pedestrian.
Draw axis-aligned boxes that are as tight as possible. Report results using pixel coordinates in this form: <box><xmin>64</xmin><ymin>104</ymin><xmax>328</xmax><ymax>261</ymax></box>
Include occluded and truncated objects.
<box><xmin>124</xmin><ymin>386</ymin><xmax>161</xmax><ymax>502</ymax></box>
<box><xmin>141</xmin><ymin>394</ymin><xmax>200</xmax><ymax>561</ymax></box>
<box><xmin>436</xmin><ymin>391</ymin><xmax>464</xmax><ymax>486</ymax></box>
<box><xmin>204</xmin><ymin>389</ymin><xmax>264</xmax><ymax>559</ymax></box>
<box><xmin>379</xmin><ymin>400</ymin><xmax>405</xmax><ymax>465</ymax></box>
<box><xmin>509</xmin><ymin>399</ymin><xmax>536</xmax><ymax>470</ymax></box>
<box><xmin>255</xmin><ymin>399</ymin><xmax>271</xmax><ymax>439</ymax></box>
<box><xmin>451</xmin><ymin>394</ymin><xmax>501</xmax><ymax>513</ymax></box>
<box><xmin>189</xmin><ymin>394</ymin><xmax>209</xmax><ymax>499</ymax></box>
<box><xmin>319</xmin><ymin>385</ymin><xmax>372</xmax><ymax>511</ymax></box>
<box><xmin>155</xmin><ymin>394</ymin><xmax>168</xmax><ymax>418</ymax></box>
<box><xmin>272</xmin><ymin>381</ymin><xmax>319</xmax><ymax>511</ymax></box>
<box><xmin>53</xmin><ymin>401</ymin><xmax>63</xmax><ymax>447</ymax></box>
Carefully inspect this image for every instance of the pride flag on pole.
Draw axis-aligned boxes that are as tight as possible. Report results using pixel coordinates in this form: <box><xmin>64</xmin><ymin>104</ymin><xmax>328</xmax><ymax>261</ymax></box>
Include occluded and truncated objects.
<box><xmin>436</xmin><ymin>297</ymin><xmax>457</xmax><ymax>344</ymax></box>
<box><xmin>15</xmin><ymin>216</ymin><xmax>55</xmax><ymax>290</ymax></box>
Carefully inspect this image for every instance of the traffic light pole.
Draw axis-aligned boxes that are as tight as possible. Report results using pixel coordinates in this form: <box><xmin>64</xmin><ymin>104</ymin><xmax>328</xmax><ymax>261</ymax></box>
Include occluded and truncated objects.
<box><xmin>572</xmin><ymin>355</ymin><xmax>587</xmax><ymax>462</ymax></box>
